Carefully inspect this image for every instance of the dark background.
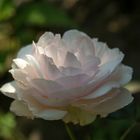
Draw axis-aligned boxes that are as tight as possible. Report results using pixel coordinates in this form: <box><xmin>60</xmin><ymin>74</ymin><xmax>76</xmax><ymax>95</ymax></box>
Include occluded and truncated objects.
<box><xmin>0</xmin><ymin>0</ymin><xmax>140</xmax><ymax>140</ymax></box>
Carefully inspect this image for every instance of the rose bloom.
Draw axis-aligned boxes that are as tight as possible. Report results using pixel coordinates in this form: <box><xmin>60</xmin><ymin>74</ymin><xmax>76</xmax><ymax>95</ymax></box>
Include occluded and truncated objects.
<box><xmin>0</xmin><ymin>30</ymin><xmax>133</xmax><ymax>125</ymax></box>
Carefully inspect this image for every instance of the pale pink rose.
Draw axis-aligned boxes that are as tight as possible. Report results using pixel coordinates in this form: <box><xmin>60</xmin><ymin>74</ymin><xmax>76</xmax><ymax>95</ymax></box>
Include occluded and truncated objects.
<box><xmin>0</xmin><ymin>30</ymin><xmax>133</xmax><ymax>125</ymax></box>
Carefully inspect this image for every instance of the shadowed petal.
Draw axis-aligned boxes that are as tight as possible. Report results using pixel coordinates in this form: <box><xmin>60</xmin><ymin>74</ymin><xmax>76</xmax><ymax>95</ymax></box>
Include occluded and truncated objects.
<box><xmin>87</xmin><ymin>88</ymin><xmax>134</xmax><ymax>117</ymax></box>
<box><xmin>64</xmin><ymin>52</ymin><xmax>81</xmax><ymax>68</ymax></box>
<box><xmin>60</xmin><ymin>66</ymin><xmax>82</xmax><ymax>76</ymax></box>
<box><xmin>56</xmin><ymin>74</ymin><xmax>90</xmax><ymax>89</ymax></box>
<box><xmin>10</xmin><ymin>100</ymin><xmax>33</xmax><ymax>118</ymax></box>
<box><xmin>35</xmin><ymin>109</ymin><xmax>67</xmax><ymax>120</ymax></box>
<box><xmin>30</xmin><ymin>79</ymin><xmax>64</xmax><ymax>98</ymax></box>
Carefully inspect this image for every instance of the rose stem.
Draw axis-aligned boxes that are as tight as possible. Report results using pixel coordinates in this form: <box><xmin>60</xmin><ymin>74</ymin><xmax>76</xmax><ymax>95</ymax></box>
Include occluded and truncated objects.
<box><xmin>65</xmin><ymin>123</ymin><xmax>77</xmax><ymax>140</ymax></box>
<box><xmin>120</xmin><ymin>121</ymin><xmax>137</xmax><ymax>140</ymax></box>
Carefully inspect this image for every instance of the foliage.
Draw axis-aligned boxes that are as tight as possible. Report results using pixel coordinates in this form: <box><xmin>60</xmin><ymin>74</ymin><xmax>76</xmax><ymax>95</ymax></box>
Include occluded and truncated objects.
<box><xmin>0</xmin><ymin>112</ymin><xmax>16</xmax><ymax>139</ymax></box>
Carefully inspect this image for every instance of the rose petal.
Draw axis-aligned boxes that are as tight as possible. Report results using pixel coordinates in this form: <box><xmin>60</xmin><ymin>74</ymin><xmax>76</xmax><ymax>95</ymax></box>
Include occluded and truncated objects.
<box><xmin>94</xmin><ymin>40</ymin><xmax>124</xmax><ymax>65</ymax></box>
<box><xmin>26</xmin><ymin>55</ymin><xmax>44</xmax><ymax>78</ymax></box>
<box><xmin>0</xmin><ymin>81</ymin><xmax>18</xmax><ymax>99</ymax></box>
<box><xmin>56</xmin><ymin>74</ymin><xmax>90</xmax><ymax>89</ymax></box>
<box><xmin>43</xmin><ymin>34</ymin><xmax>66</xmax><ymax>66</ymax></box>
<box><xmin>17</xmin><ymin>44</ymin><xmax>32</xmax><ymax>59</ymax></box>
<box><xmin>10</xmin><ymin>100</ymin><xmax>33</xmax><ymax>118</ymax></box>
<box><xmin>30</xmin><ymin>79</ymin><xmax>64</xmax><ymax>98</ymax></box>
<box><xmin>60</xmin><ymin>66</ymin><xmax>82</xmax><ymax>76</ymax></box>
<box><xmin>93</xmin><ymin>40</ymin><xmax>124</xmax><ymax>74</ymax></box>
<box><xmin>87</xmin><ymin>88</ymin><xmax>134</xmax><ymax>117</ymax></box>
<box><xmin>112</xmin><ymin>64</ymin><xmax>133</xmax><ymax>85</ymax></box>
<box><xmin>63</xmin><ymin>29</ymin><xmax>86</xmax><ymax>51</ymax></box>
<box><xmin>82</xmin><ymin>56</ymin><xmax>100</xmax><ymax>76</ymax></box>
<box><xmin>35</xmin><ymin>109</ymin><xmax>67</xmax><ymax>120</ymax></box>
<box><xmin>64</xmin><ymin>52</ymin><xmax>81</xmax><ymax>68</ymax></box>
<box><xmin>85</xmin><ymin>64</ymin><xmax>133</xmax><ymax>99</ymax></box>
<box><xmin>47</xmin><ymin>86</ymin><xmax>87</xmax><ymax>100</ymax></box>
<box><xmin>37</xmin><ymin>32</ymin><xmax>54</xmax><ymax>47</ymax></box>
<box><xmin>84</xmin><ymin>83</ymin><xmax>118</xmax><ymax>99</ymax></box>
<box><xmin>9</xmin><ymin>69</ymin><xmax>29</xmax><ymax>88</ymax></box>
<box><xmin>12</xmin><ymin>58</ymin><xmax>29</xmax><ymax>69</ymax></box>
<box><xmin>72</xmin><ymin>88</ymin><xmax>117</xmax><ymax>109</ymax></box>
<box><xmin>37</xmin><ymin>54</ymin><xmax>61</xmax><ymax>80</ymax></box>
<box><xmin>28</xmin><ymin>82</ymin><xmax>87</xmax><ymax>103</ymax></box>
<box><xmin>21</xmin><ymin>87</ymin><xmax>68</xmax><ymax>107</ymax></box>
<box><xmin>63</xmin><ymin>30</ymin><xmax>95</xmax><ymax>57</ymax></box>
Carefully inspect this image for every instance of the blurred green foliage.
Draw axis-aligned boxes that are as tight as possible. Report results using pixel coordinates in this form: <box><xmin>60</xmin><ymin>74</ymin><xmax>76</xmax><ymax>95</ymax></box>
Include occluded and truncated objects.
<box><xmin>91</xmin><ymin>118</ymin><xmax>135</xmax><ymax>140</ymax></box>
<box><xmin>14</xmin><ymin>2</ymin><xmax>76</xmax><ymax>27</ymax></box>
<box><xmin>0</xmin><ymin>0</ymin><xmax>15</xmax><ymax>21</ymax></box>
<box><xmin>0</xmin><ymin>112</ymin><xmax>27</xmax><ymax>140</ymax></box>
<box><xmin>0</xmin><ymin>0</ymin><xmax>140</xmax><ymax>140</ymax></box>
<box><xmin>0</xmin><ymin>113</ymin><xmax>16</xmax><ymax>139</ymax></box>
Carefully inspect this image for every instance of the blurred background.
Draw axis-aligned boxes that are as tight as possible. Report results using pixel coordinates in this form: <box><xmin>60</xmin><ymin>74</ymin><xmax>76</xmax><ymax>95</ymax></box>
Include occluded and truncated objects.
<box><xmin>0</xmin><ymin>0</ymin><xmax>140</xmax><ymax>140</ymax></box>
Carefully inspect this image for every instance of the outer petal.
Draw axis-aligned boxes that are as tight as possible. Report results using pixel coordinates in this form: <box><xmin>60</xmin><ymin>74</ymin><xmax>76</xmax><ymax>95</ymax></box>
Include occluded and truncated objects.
<box><xmin>85</xmin><ymin>64</ymin><xmax>133</xmax><ymax>99</ymax></box>
<box><xmin>12</xmin><ymin>58</ymin><xmax>29</xmax><ymax>69</ymax></box>
<box><xmin>17</xmin><ymin>45</ymin><xmax>32</xmax><ymax>59</ymax></box>
<box><xmin>8</xmin><ymin>86</ymin><xmax>67</xmax><ymax>119</ymax></box>
<box><xmin>87</xmin><ymin>88</ymin><xmax>134</xmax><ymax>117</ymax></box>
<box><xmin>0</xmin><ymin>81</ymin><xmax>18</xmax><ymax>99</ymax></box>
<box><xmin>93</xmin><ymin>39</ymin><xmax>124</xmax><ymax>66</ymax></box>
<box><xmin>10</xmin><ymin>100</ymin><xmax>33</xmax><ymax>118</ymax></box>
<box><xmin>93</xmin><ymin>40</ymin><xmax>124</xmax><ymax>81</ymax></box>
<box><xmin>72</xmin><ymin>88</ymin><xmax>117</xmax><ymax>109</ymax></box>
<box><xmin>13</xmin><ymin>87</ymin><xmax>67</xmax><ymax>120</ymax></box>
<box><xmin>35</xmin><ymin>109</ymin><xmax>67</xmax><ymax>120</ymax></box>
<box><xmin>112</xmin><ymin>64</ymin><xmax>133</xmax><ymax>85</ymax></box>
<box><xmin>9</xmin><ymin>69</ymin><xmax>29</xmax><ymax>89</ymax></box>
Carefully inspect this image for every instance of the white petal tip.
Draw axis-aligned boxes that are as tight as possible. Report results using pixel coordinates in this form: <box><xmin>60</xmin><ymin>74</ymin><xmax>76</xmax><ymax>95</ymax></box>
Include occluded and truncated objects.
<box><xmin>0</xmin><ymin>82</ymin><xmax>16</xmax><ymax>94</ymax></box>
